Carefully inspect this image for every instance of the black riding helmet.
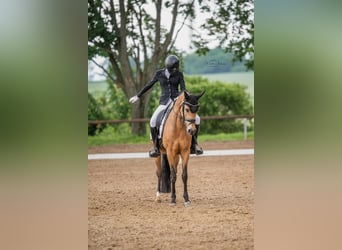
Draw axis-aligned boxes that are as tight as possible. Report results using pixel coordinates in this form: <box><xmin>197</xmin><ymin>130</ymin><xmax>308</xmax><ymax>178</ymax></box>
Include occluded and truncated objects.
<box><xmin>165</xmin><ymin>55</ymin><xmax>179</xmax><ymax>73</ymax></box>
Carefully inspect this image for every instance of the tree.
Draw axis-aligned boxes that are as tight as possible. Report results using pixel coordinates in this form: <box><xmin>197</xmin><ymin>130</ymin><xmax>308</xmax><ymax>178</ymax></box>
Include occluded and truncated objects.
<box><xmin>193</xmin><ymin>0</ymin><xmax>254</xmax><ymax>70</ymax></box>
<box><xmin>88</xmin><ymin>0</ymin><xmax>195</xmax><ymax>135</ymax></box>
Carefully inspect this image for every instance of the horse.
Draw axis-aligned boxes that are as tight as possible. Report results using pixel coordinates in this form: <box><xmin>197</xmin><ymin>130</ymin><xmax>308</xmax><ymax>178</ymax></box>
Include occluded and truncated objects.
<box><xmin>154</xmin><ymin>90</ymin><xmax>205</xmax><ymax>207</ymax></box>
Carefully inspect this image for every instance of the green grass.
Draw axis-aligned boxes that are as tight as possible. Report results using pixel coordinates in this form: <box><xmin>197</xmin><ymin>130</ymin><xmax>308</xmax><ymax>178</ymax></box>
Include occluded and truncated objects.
<box><xmin>88</xmin><ymin>126</ymin><xmax>254</xmax><ymax>147</ymax></box>
<box><xmin>88</xmin><ymin>134</ymin><xmax>149</xmax><ymax>146</ymax></box>
<box><xmin>88</xmin><ymin>125</ymin><xmax>150</xmax><ymax>146</ymax></box>
<box><xmin>200</xmin><ymin>131</ymin><xmax>254</xmax><ymax>141</ymax></box>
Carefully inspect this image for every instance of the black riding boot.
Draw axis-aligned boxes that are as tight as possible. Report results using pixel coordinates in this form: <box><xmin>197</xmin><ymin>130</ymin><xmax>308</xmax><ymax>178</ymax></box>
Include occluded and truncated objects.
<box><xmin>190</xmin><ymin>125</ymin><xmax>203</xmax><ymax>155</ymax></box>
<box><xmin>149</xmin><ymin>127</ymin><xmax>160</xmax><ymax>158</ymax></box>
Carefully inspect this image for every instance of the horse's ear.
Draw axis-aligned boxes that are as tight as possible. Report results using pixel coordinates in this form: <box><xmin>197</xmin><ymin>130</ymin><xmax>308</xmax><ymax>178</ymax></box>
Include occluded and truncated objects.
<box><xmin>184</xmin><ymin>90</ymin><xmax>190</xmax><ymax>100</ymax></box>
<box><xmin>196</xmin><ymin>90</ymin><xmax>205</xmax><ymax>100</ymax></box>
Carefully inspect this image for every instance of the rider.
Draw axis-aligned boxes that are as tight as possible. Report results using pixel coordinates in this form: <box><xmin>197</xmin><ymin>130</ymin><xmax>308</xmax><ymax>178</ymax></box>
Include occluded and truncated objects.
<box><xmin>129</xmin><ymin>55</ymin><xmax>203</xmax><ymax>157</ymax></box>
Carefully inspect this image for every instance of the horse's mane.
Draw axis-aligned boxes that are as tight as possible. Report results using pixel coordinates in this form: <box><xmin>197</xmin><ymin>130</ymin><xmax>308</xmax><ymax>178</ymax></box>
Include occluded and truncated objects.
<box><xmin>175</xmin><ymin>91</ymin><xmax>185</xmax><ymax>103</ymax></box>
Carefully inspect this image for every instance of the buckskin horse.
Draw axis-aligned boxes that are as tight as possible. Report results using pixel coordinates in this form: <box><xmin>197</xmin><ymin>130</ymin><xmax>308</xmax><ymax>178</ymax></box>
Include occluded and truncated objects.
<box><xmin>154</xmin><ymin>90</ymin><xmax>205</xmax><ymax>207</ymax></box>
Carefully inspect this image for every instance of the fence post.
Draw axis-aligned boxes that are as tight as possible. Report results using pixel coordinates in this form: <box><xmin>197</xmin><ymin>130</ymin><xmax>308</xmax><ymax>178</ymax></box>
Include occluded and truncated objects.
<box><xmin>244</xmin><ymin>118</ymin><xmax>247</xmax><ymax>140</ymax></box>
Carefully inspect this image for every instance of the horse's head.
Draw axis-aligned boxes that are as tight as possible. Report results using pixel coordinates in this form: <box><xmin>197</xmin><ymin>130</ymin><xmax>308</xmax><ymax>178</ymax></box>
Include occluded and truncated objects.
<box><xmin>181</xmin><ymin>90</ymin><xmax>205</xmax><ymax>135</ymax></box>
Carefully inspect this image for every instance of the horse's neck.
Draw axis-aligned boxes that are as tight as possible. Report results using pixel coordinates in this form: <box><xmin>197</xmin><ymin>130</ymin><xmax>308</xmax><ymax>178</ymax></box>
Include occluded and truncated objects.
<box><xmin>168</xmin><ymin>96</ymin><xmax>184</xmax><ymax>128</ymax></box>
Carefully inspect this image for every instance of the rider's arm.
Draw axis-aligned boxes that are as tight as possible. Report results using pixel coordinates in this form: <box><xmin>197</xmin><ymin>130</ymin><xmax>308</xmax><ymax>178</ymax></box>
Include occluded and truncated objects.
<box><xmin>179</xmin><ymin>72</ymin><xmax>186</xmax><ymax>92</ymax></box>
<box><xmin>136</xmin><ymin>71</ymin><xmax>159</xmax><ymax>98</ymax></box>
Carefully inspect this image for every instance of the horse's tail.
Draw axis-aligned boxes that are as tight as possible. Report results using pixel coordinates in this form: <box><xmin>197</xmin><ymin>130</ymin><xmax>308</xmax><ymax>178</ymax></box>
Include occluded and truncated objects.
<box><xmin>160</xmin><ymin>154</ymin><xmax>171</xmax><ymax>193</ymax></box>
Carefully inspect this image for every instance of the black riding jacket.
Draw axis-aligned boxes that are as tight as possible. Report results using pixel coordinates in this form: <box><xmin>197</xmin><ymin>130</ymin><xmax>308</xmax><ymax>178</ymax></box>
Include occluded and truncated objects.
<box><xmin>136</xmin><ymin>69</ymin><xmax>186</xmax><ymax>105</ymax></box>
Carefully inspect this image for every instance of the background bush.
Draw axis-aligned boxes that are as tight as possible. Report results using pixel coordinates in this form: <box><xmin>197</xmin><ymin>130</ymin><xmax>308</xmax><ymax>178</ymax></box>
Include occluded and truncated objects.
<box><xmin>184</xmin><ymin>76</ymin><xmax>254</xmax><ymax>134</ymax></box>
<box><xmin>88</xmin><ymin>92</ymin><xmax>106</xmax><ymax>136</ymax></box>
<box><xmin>88</xmin><ymin>76</ymin><xmax>254</xmax><ymax>135</ymax></box>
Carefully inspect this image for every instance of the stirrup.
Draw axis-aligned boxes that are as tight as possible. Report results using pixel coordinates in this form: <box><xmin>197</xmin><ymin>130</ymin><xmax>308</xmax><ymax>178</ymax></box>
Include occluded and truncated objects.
<box><xmin>191</xmin><ymin>145</ymin><xmax>203</xmax><ymax>155</ymax></box>
<box><xmin>190</xmin><ymin>145</ymin><xmax>203</xmax><ymax>155</ymax></box>
<box><xmin>196</xmin><ymin>146</ymin><xmax>203</xmax><ymax>155</ymax></box>
<box><xmin>149</xmin><ymin>149</ymin><xmax>160</xmax><ymax>158</ymax></box>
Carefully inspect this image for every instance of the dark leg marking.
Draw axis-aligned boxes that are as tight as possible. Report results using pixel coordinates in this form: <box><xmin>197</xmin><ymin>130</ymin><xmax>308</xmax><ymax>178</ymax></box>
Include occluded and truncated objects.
<box><xmin>170</xmin><ymin>167</ymin><xmax>177</xmax><ymax>204</ymax></box>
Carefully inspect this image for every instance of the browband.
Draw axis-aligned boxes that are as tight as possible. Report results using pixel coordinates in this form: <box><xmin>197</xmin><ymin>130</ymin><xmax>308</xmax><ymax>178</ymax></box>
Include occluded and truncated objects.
<box><xmin>183</xmin><ymin>101</ymin><xmax>200</xmax><ymax>113</ymax></box>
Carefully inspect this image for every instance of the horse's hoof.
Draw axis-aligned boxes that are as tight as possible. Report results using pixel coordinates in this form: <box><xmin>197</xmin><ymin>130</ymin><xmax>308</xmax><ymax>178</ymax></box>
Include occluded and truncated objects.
<box><xmin>169</xmin><ymin>202</ymin><xmax>176</xmax><ymax>206</ymax></box>
<box><xmin>184</xmin><ymin>201</ymin><xmax>191</xmax><ymax>207</ymax></box>
<box><xmin>155</xmin><ymin>192</ymin><xmax>162</xmax><ymax>203</ymax></box>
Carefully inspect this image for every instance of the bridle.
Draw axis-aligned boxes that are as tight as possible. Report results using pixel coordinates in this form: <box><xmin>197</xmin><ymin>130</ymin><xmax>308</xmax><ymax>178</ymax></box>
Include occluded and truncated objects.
<box><xmin>180</xmin><ymin>101</ymin><xmax>199</xmax><ymax>124</ymax></box>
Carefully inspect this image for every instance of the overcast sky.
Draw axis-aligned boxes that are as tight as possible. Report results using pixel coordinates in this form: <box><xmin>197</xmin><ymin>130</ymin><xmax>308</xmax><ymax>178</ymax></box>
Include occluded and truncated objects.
<box><xmin>143</xmin><ymin>1</ymin><xmax>217</xmax><ymax>53</ymax></box>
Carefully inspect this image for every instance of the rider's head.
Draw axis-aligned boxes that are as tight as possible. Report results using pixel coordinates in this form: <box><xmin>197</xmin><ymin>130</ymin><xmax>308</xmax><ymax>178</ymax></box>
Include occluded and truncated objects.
<box><xmin>165</xmin><ymin>55</ymin><xmax>179</xmax><ymax>73</ymax></box>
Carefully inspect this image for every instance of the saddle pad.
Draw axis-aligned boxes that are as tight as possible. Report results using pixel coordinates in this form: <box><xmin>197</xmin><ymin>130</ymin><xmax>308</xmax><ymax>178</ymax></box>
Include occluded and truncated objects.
<box><xmin>157</xmin><ymin>101</ymin><xmax>174</xmax><ymax>139</ymax></box>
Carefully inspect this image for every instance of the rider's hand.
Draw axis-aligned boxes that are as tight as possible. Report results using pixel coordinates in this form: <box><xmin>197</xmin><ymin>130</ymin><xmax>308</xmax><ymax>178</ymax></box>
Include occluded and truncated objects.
<box><xmin>129</xmin><ymin>95</ymin><xmax>139</xmax><ymax>104</ymax></box>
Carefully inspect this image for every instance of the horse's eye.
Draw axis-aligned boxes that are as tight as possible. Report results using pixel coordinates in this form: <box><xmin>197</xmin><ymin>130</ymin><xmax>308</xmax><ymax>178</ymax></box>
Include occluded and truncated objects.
<box><xmin>185</xmin><ymin>108</ymin><xmax>190</xmax><ymax>113</ymax></box>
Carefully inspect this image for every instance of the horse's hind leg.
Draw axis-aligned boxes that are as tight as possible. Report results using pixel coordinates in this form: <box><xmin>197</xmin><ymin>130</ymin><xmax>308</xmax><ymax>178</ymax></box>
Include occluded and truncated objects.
<box><xmin>155</xmin><ymin>156</ymin><xmax>162</xmax><ymax>202</ymax></box>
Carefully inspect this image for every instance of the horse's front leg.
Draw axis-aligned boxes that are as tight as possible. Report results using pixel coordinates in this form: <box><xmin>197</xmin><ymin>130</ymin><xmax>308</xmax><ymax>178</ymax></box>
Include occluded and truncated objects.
<box><xmin>155</xmin><ymin>156</ymin><xmax>162</xmax><ymax>202</ymax></box>
<box><xmin>182</xmin><ymin>164</ymin><xmax>190</xmax><ymax>205</ymax></box>
<box><xmin>170</xmin><ymin>166</ymin><xmax>177</xmax><ymax>205</ymax></box>
<box><xmin>168</xmin><ymin>155</ymin><xmax>179</xmax><ymax>206</ymax></box>
<box><xmin>181</xmin><ymin>154</ymin><xmax>191</xmax><ymax>207</ymax></box>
